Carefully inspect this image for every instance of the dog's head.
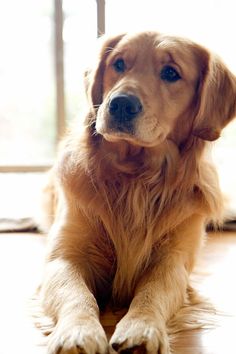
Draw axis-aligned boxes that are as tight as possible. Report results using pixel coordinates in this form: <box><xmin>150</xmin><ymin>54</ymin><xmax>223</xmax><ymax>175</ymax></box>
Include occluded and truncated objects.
<box><xmin>85</xmin><ymin>32</ymin><xmax>236</xmax><ymax>147</ymax></box>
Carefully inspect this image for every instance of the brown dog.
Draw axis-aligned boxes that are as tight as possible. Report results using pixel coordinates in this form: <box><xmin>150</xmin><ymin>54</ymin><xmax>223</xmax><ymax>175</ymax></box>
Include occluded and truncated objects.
<box><xmin>36</xmin><ymin>32</ymin><xmax>236</xmax><ymax>354</ymax></box>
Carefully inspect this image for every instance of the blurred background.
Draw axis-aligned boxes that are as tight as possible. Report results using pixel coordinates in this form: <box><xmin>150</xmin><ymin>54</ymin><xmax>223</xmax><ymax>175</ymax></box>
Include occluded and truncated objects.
<box><xmin>0</xmin><ymin>0</ymin><xmax>236</xmax><ymax>223</ymax></box>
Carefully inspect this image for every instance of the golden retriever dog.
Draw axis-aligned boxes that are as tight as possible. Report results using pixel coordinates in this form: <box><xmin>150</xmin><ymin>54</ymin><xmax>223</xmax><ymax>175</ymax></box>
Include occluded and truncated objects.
<box><xmin>36</xmin><ymin>31</ymin><xmax>236</xmax><ymax>354</ymax></box>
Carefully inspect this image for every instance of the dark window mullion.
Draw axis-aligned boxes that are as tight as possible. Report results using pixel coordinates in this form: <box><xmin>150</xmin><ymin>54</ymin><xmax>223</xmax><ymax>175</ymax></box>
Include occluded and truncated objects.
<box><xmin>96</xmin><ymin>0</ymin><xmax>105</xmax><ymax>36</ymax></box>
<box><xmin>54</xmin><ymin>0</ymin><xmax>65</xmax><ymax>141</ymax></box>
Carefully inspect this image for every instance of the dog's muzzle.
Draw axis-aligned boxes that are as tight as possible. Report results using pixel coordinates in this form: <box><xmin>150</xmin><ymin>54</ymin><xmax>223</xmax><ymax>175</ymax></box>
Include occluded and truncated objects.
<box><xmin>108</xmin><ymin>93</ymin><xmax>142</xmax><ymax>131</ymax></box>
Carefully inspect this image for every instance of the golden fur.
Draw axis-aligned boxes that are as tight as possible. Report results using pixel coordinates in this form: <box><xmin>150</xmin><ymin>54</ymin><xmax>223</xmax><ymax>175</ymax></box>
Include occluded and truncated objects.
<box><xmin>36</xmin><ymin>32</ymin><xmax>236</xmax><ymax>354</ymax></box>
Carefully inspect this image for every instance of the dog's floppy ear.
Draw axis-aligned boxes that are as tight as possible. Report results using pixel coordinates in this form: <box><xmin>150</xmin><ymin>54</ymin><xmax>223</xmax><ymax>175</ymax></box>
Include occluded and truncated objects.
<box><xmin>193</xmin><ymin>52</ymin><xmax>236</xmax><ymax>141</ymax></box>
<box><xmin>84</xmin><ymin>33</ymin><xmax>125</xmax><ymax>109</ymax></box>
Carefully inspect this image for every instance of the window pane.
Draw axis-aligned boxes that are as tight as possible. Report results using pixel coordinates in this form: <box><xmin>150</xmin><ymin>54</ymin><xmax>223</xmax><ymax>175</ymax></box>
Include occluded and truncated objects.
<box><xmin>0</xmin><ymin>0</ymin><xmax>55</xmax><ymax>166</ymax></box>
<box><xmin>63</xmin><ymin>0</ymin><xmax>97</xmax><ymax>123</ymax></box>
<box><xmin>213</xmin><ymin>120</ymin><xmax>236</xmax><ymax>214</ymax></box>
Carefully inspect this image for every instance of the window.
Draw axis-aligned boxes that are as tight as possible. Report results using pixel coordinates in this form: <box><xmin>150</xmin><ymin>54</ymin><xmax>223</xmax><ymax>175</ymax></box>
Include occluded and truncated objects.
<box><xmin>0</xmin><ymin>0</ymin><xmax>55</xmax><ymax>168</ymax></box>
<box><xmin>0</xmin><ymin>0</ymin><xmax>104</xmax><ymax>171</ymax></box>
<box><xmin>0</xmin><ymin>0</ymin><xmax>236</xmax><ymax>219</ymax></box>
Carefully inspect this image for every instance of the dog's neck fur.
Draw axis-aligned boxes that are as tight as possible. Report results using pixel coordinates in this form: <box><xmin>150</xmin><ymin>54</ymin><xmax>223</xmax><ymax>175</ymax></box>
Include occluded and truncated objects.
<box><xmin>61</xmin><ymin>119</ymin><xmax>222</xmax><ymax>232</ymax></box>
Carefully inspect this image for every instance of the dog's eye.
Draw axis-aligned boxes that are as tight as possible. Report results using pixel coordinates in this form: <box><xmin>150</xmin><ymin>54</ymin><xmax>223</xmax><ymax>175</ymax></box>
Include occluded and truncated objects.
<box><xmin>113</xmin><ymin>58</ymin><xmax>126</xmax><ymax>73</ymax></box>
<box><xmin>160</xmin><ymin>65</ymin><xmax>181</xmax><ymax>83</ymax></box>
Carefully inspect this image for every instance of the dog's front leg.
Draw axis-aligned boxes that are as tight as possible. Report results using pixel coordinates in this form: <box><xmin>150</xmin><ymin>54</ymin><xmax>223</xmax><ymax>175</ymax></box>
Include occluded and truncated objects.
<box><xmin>110</xmin><ymin>217</ymin><xmax>204</xmax><ymax>354</ymax></box>
<box><xmin>110</xmin><ymin>256</ymin><xmax>189</xmax><ymax>354</ymax></box>
<box><xmin>39</xmin><ymin>224</ymin><xmax>108</xmax><ymax>354</ymax></box>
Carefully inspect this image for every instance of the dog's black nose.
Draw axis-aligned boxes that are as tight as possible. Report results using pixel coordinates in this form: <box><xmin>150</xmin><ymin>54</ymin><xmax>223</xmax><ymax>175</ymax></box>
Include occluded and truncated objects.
<box><xmin>109</xmin><ymin>93</ymin><xmax>142</xmax><ymax>121</ymax></box>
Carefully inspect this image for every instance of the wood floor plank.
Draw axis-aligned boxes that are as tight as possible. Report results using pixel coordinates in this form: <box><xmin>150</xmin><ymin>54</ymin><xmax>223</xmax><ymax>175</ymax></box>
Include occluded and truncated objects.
<box><xmin>0</xmin><ymin>232</ymin><xmax>236</xmax><ymax>354</ymax></box>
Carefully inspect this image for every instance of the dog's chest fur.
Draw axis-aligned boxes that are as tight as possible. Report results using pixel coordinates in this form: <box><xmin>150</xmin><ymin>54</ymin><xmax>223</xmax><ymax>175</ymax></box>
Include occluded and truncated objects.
<box><xmin>62</xmin><ymin>135</ymin><xmax>204</xmax><ymax>306</ymax></box>
<box><xmin>80</xmin><ymin>146</ymin><xmax>177</xmax><ymax>306</ymax></box>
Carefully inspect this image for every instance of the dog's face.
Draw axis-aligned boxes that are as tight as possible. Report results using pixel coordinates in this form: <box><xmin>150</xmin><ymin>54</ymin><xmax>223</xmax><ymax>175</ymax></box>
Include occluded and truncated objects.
<box><xmin>86</xmin><ymin>32</ymin><xmax>236</xmax><ymax>147</ymax></box>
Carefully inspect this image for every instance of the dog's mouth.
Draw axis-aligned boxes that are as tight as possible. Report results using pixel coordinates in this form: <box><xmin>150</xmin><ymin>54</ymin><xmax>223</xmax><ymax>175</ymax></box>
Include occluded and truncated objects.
<box><xmin>108</xmin><ymin>119</ymin><xmax>135</xmax><ymax>135</ymax></box>
<box><xmin>98</xmin><ymin>126</ymin><xmax>158</xmax><ymax>148</ymax></box>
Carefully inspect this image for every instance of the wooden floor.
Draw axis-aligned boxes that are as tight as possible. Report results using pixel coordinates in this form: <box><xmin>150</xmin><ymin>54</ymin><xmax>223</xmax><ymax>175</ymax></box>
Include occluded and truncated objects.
<box><xmin>0</xmin><ymin>232</ymin><xmax>236</xmax><ymax>354</ymax></box>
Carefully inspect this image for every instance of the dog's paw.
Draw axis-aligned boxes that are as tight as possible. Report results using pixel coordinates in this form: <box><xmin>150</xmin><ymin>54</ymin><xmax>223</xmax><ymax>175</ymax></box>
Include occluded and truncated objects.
<box><xmin>47</xmin><ymin>317</ymin><xmax>108</xmax><ymax>354</ymax></box>
<box><xmin>110</xmin><ymin>317</ymin><xmax>169</xmax><ymax>354</ymax></box>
